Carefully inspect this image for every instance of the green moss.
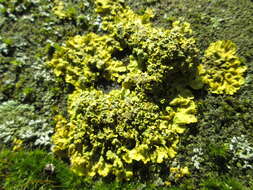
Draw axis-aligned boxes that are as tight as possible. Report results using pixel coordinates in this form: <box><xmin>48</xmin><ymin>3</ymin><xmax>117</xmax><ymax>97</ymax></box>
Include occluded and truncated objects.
<box><xmin>1</xmin><ymin>147</ymin><xmax>249</xmax><ymax>190</ymax></box>
<box><xmin>0</xmin><ymin>148</ymin><xmax>92</xmax><ymax>190</ymax></box>
<box><xmin>200</xmin><ymin>176</ymin><xmax>250</xmax><ymax>190</ymax></box>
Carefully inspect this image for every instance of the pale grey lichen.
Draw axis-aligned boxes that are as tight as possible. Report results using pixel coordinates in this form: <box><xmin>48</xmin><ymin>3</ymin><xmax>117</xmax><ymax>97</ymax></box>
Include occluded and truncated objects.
<box><xmin>229</xmin><ymin>135</ymin><xmax>253</xmax><ymax>169</ymax></box>
<box><xmin>191</xmin><ymin>147</ymin><xmax>204</xmax><ymax>170</ymax></box>
<box><xmin>0</xmin><ymin>100</ymin><xmax>53</xmax><ymax>147</ymax></box>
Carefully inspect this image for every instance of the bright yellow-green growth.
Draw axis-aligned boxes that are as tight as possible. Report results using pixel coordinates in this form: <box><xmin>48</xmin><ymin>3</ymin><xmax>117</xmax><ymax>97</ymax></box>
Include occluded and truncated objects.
<box><xmin>48</xmin><ymin>33</ymin><xmax>125</xmax><ymax>88</ymax></box>
<box><xmin>170</xmin><ymin>166</ymin><xmax>190</xmax><ymax>179</ymax></box>
<box><xmin>48</xmin><ymin>0</ymin><xmax>246</xmax><ymax>181</ymax></box>
<box><xmin>94</xmin><ymin>0</ymin><xmax>199</xmax><ymax>93</ymax></box>
<box><xmin>52</xmin><ymin>89</ymin><xmax>197</xmax><ymax>179</ymax></box>
<box><xmin>52</xmin><ymin>0</ymin><xmax>68</xmax><ymax>19</ymax></box>
<box><xmin>198</xmin><ymin>40</ymin><xmax>247</xmax><ymax>95</ymax></box>
<box><xmin>12</xmin><ymin>138</ymin><xmax>23</xmax><ymax>151</ymax></box>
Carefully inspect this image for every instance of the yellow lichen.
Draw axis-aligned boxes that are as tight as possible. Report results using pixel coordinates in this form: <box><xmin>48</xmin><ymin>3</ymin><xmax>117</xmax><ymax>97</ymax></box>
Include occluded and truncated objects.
<box><xmin>12</xmin><ymin>138</ymin><xmax>23</xmax><ymax>151</ymax></box>
<box><xmin>48</xmin><ymin>0</ymin><xmax>246</xmax><ymax>181</ymax></box>
<box><xmin>170</xmin><ymin>166</ymin><xmax>190</xmax><ymax>179</ymax></box>
<box><xmin>48</xmin><ymin>33</ymin><xmax>125</xmax><ymax>89</ymax></box>
<box><xmin>52</xmin><ymin>0</ymin><xmax>68</xmax><ymax>19</ymax></box>
<box><xmin>51</xmin><ymin>88</ymin><xmax>197</xmax><ymax>180</ymax></box>
<box><xmin>198</xmin><ymin>40</ymin><xmax>247</xmax><ymax>95</ymax></box>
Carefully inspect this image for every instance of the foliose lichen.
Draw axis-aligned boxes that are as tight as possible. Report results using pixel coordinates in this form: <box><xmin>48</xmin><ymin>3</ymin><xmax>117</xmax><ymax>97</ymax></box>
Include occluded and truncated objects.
<box><xmin>198</xmin><ymin>40</ymin><xmax>247</xmax><ymax>95</ymax></box>
<box><xmin>48</xmin><ymin>0</ymin><xmax>247</xmax><ymax>181</ymax></box>
<box><xmin>0</xmin><ymin>100</ymin><xmax>53</xmax><ymax>148</ymax></box>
